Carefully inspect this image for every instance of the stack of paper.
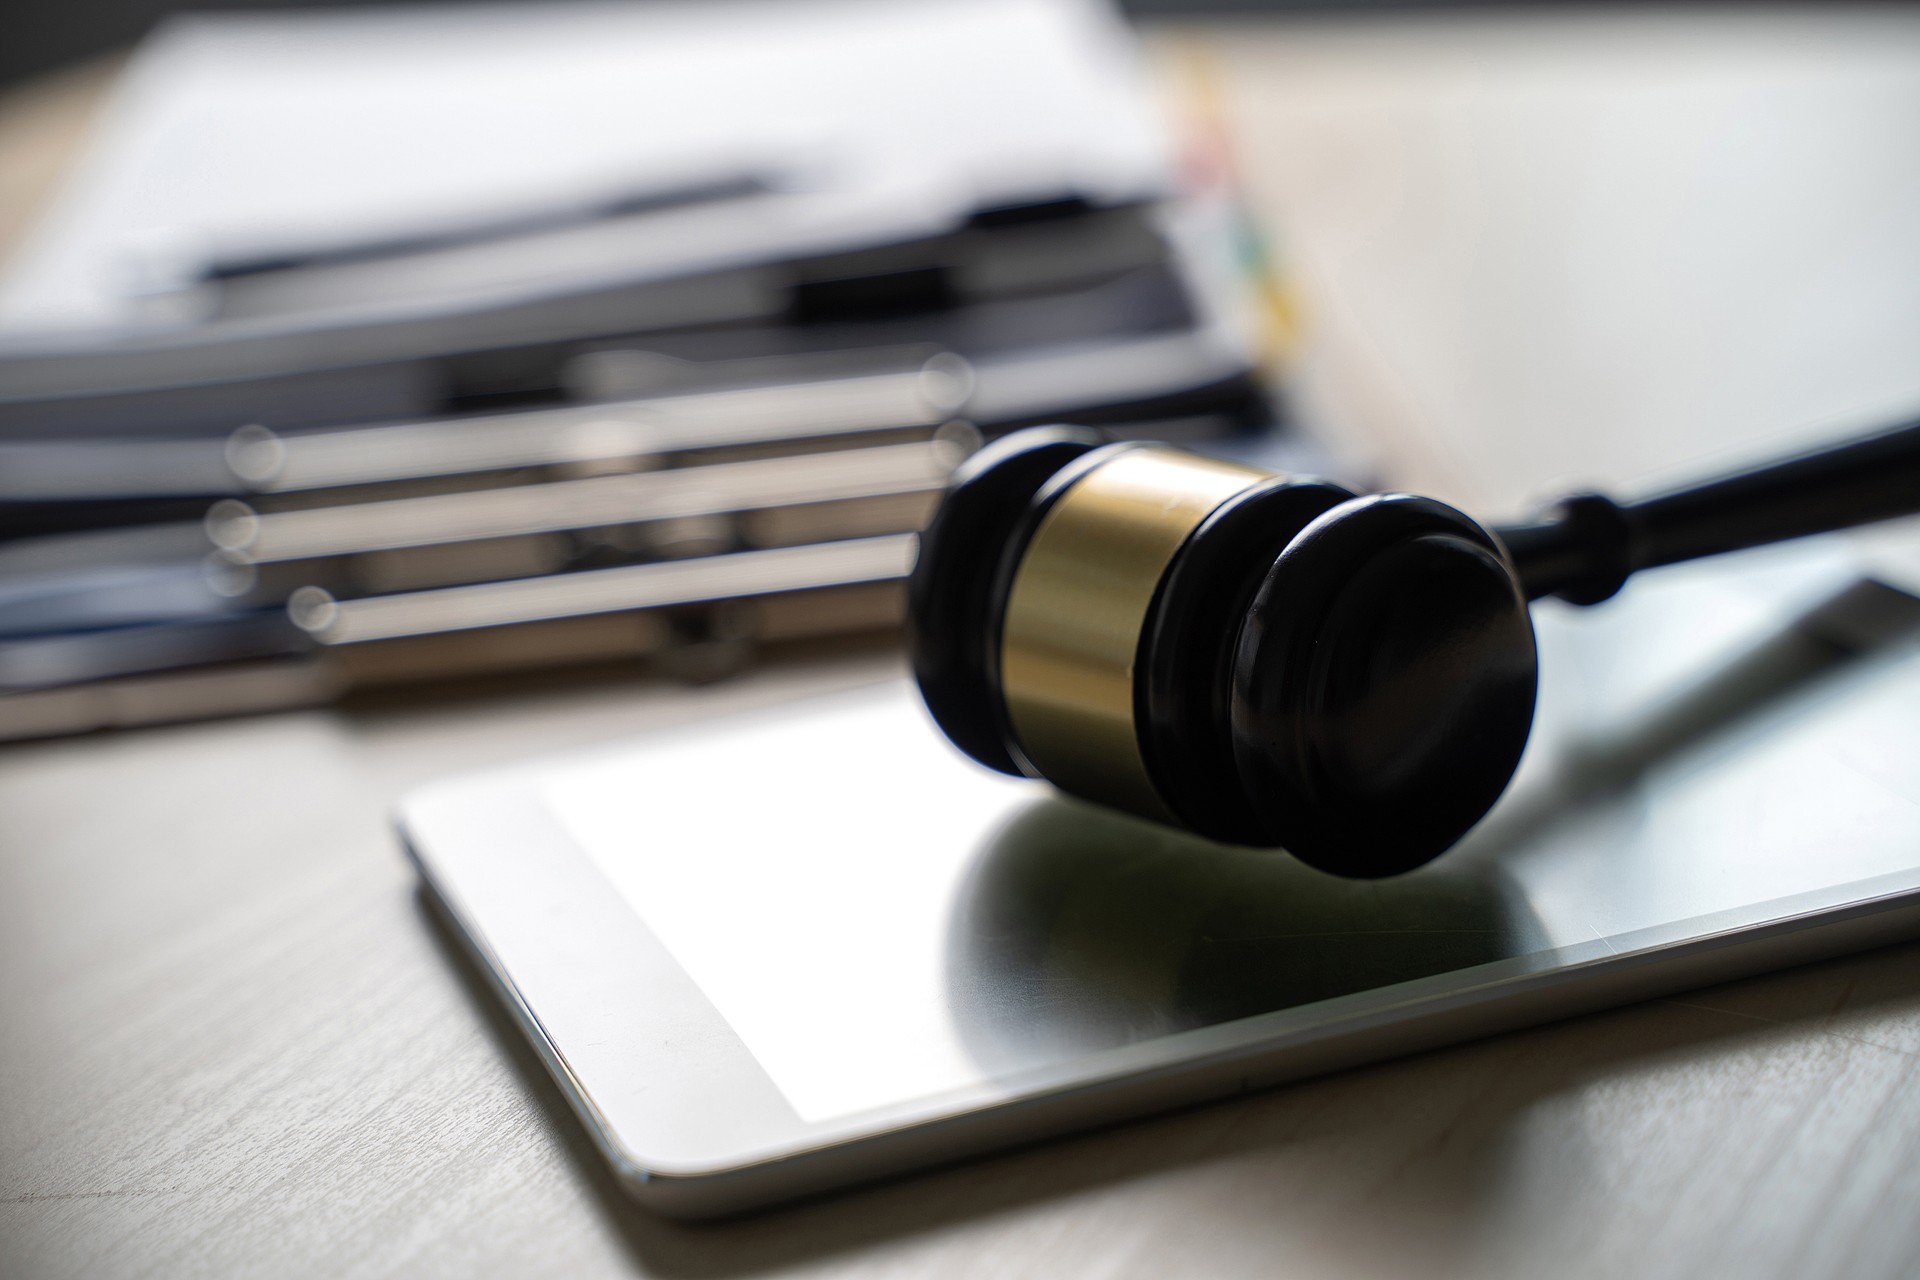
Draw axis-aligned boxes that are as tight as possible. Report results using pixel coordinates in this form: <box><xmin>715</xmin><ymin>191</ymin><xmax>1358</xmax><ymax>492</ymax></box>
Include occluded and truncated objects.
<box><xmin>0</xmin><ymin>0</ymin><xmax>1278</xmax><ymax>737</ymax></box>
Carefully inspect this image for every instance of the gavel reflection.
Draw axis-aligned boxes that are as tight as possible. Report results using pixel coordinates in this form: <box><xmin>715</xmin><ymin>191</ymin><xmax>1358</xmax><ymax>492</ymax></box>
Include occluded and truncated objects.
<box><xmin>945</xmin><ymin>797</ymin><xmax>1543</xmax><ymax>1067</ymax></box>
<box><xmin>908</xmin><ymin>418</ymin><xmax>1920</xmax><ymax>877</ymax></box>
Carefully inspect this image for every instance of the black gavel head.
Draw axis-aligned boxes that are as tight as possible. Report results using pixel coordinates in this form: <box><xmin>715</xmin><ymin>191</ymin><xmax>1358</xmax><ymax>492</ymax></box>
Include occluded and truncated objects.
<box><xmin>908</xmin><ymin>427</ymin><xmax>1540</xmax><ymax>878</ymax></box>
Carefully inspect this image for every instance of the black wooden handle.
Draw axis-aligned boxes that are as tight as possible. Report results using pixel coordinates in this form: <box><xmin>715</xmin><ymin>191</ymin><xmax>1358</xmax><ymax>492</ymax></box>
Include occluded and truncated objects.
<box><xmin>1496</xmin><ymin>416</ymin><xmax>1920</xmax><ymax>604</ymax></box>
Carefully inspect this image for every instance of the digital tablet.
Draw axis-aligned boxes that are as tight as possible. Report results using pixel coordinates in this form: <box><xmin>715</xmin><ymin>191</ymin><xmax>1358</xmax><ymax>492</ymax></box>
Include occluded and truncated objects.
<box><xmin>398</xmin><ymin>545</ymin><xmax>1920</xmax><ymax>1218</ymax></box>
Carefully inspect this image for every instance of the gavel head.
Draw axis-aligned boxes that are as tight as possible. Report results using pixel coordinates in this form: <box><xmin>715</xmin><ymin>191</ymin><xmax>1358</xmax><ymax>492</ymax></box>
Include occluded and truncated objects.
<box><xmin>908</xmin><ymin>427</ymin><xmax>1540</xmax><ymax>877</ymax></box>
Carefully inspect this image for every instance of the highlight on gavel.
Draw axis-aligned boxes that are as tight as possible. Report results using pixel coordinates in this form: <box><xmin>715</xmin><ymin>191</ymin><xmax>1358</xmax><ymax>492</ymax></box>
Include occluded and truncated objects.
<box><xmin>907</xmin><ymin>418</ymin><xmax>1920</xmax><ymax>879</ymax></box>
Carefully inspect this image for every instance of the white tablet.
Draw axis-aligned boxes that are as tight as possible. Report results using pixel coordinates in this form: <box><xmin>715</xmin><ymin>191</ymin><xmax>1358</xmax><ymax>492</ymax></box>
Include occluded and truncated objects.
<box><xmin>399</xmin><ymin>545</ymin><xmax>1920</xmax><ymax>1218</ymax></box>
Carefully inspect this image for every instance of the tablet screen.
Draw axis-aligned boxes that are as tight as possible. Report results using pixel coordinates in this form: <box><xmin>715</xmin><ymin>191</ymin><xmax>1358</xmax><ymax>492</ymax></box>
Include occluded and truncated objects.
<box><xmin>546</xmin><ymin>557</ymin><xmax>1920</xmax><ymax>1124</ymax></box>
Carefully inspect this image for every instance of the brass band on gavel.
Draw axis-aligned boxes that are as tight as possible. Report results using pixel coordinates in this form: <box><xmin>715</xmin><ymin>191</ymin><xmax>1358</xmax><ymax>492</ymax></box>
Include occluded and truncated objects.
<box><xmin>999</xmin><ymin>447</ymin><xmax>1271</xmax><ymax>822</ymax></box>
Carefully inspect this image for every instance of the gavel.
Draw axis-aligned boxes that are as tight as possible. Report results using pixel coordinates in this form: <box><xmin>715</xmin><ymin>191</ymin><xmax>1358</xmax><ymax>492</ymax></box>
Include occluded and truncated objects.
<box><xmin>907</xmin><ymin>418</ymin><xmax>1920</xmax><ymax>878</ymax></box>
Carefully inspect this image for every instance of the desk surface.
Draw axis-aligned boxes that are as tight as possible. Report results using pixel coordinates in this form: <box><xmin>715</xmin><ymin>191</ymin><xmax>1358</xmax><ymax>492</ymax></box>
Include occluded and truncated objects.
<box><xmin>6</xmin><ymin>9</ymin><xmax>1920</xmax><ymax>1278</ymax></box>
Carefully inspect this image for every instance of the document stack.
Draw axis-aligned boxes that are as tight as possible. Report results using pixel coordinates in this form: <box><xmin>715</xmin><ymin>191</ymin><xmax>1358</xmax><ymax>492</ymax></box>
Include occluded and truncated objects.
<box><xmin>0</xmin><ymin>0</ymin><xmax>1280</xmax><ymax>740</ymax></box>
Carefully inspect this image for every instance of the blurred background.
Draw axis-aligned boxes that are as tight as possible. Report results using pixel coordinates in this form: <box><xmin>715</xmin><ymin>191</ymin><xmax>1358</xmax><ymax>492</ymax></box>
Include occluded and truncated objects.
<box><xmin>0</xmin><ymin>0</ymin><xmax>1464</xmax><ymax>91</ymax></box>
<box><xmin>2</xmin><ymin>0</ymin><xmax>1919</xmax><ymax>740</ymax></box>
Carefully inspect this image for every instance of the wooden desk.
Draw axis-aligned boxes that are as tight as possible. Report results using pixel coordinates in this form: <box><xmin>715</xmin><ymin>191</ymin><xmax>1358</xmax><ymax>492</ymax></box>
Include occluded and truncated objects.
<box><xmin>5</xmin><ymin>9</ymin><xmax>1920</xmax><ymax>1277</ymax></box>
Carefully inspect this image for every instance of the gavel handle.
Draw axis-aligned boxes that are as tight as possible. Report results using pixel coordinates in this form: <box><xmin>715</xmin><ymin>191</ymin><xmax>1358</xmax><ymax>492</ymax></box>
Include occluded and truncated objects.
<box><xmin>1493</xmin><ymin>416</ymin><xmax>1920</xmax><ymax>605</ymax></box>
